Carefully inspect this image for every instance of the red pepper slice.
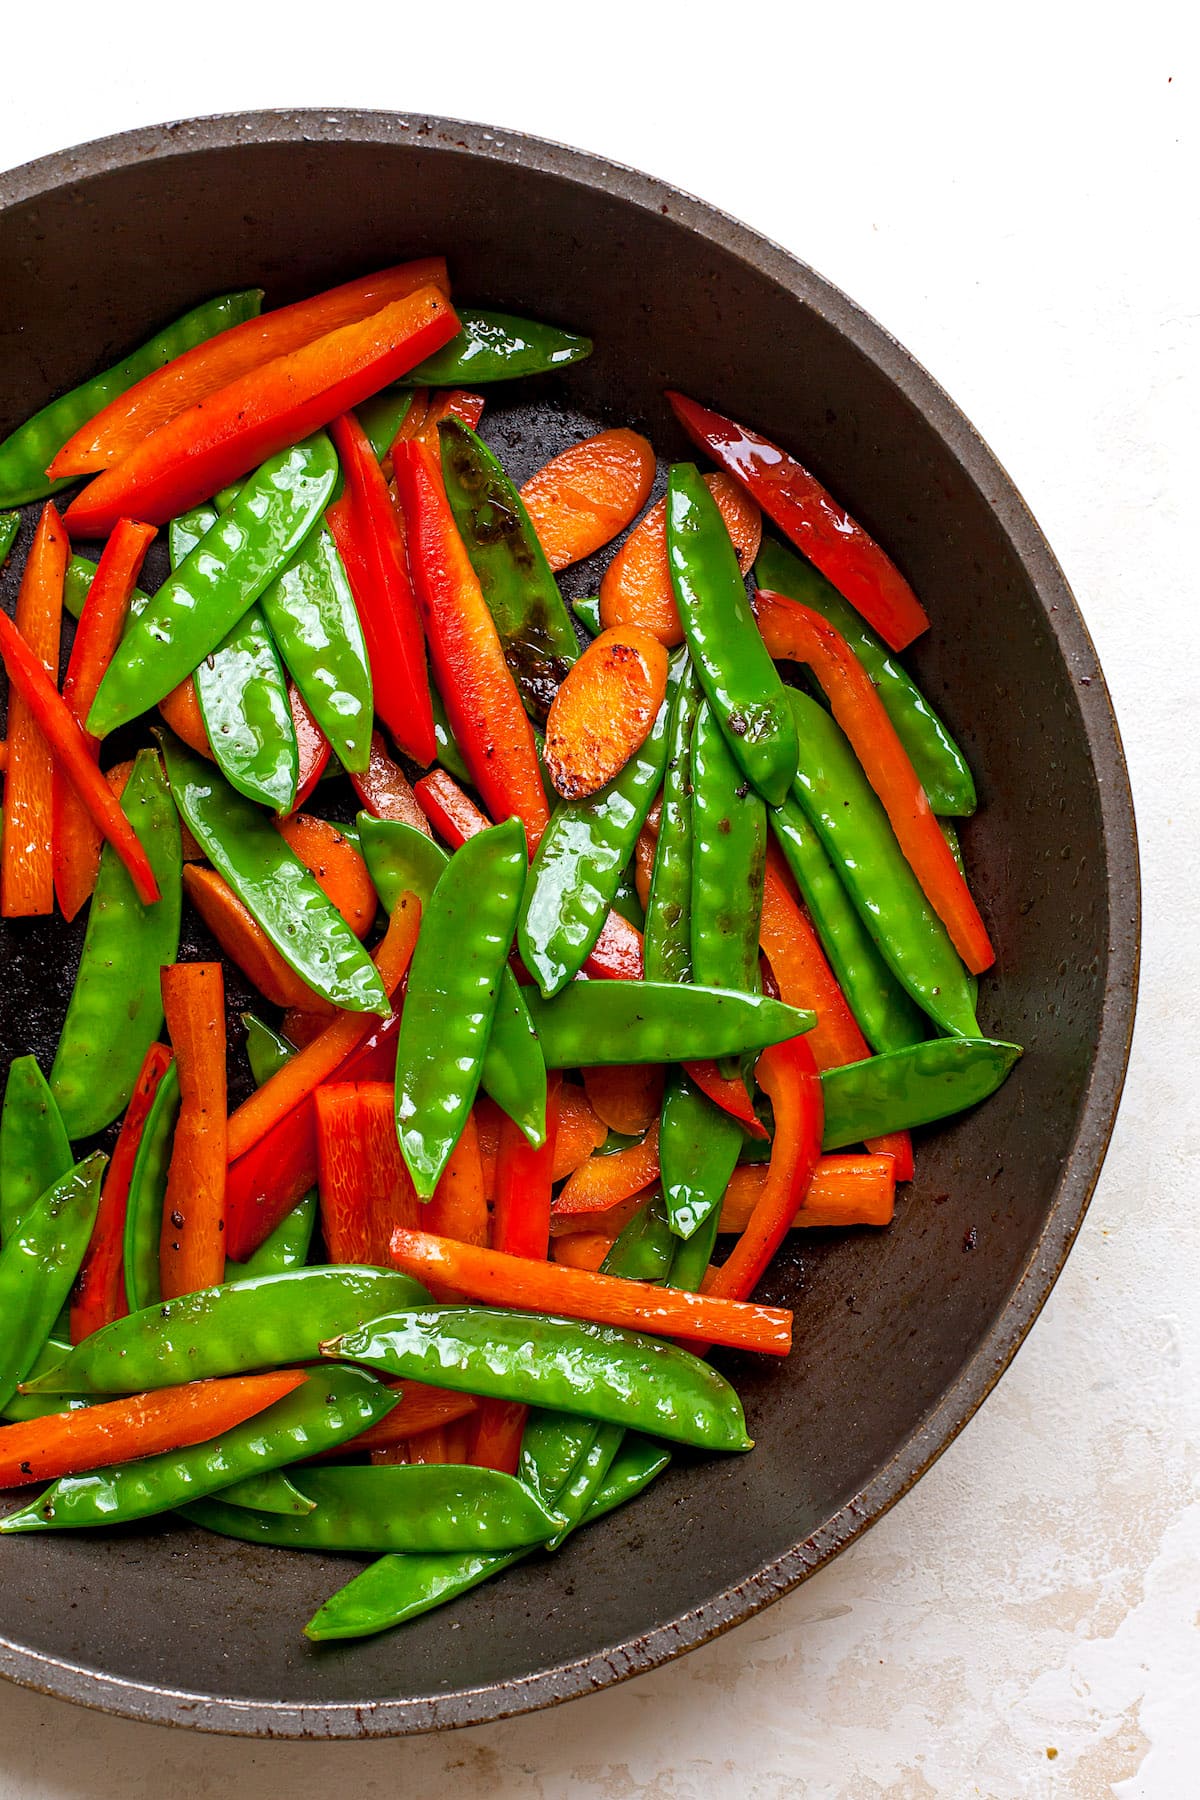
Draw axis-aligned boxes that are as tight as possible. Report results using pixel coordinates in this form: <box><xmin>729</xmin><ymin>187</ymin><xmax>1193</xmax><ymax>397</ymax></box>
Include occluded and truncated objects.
<box><xmin>327</xmin><ymin>412</ymin><xmax>436</xmax><ymax>763</ymax></box>
<box><xmin>666</xmin><ymin>391</ymin><xmax>930</xmax><ymax>652</ymax></box>
<box><xmin>756</xmin><ymin>588</ymin><xmax>993</xmax><ymax>973</ymax></box>
<box><xmin>159</xmin><ymin>963</ymin><xmax>227</xmax><ymax>1301</ymax></box>
<box><xmin>313</xmin><ymin>1081</ymin><xmax>422</xmax><ymax>1265</ymax></box>
<box><xmin>392</xmin><ymin>441</ymin><xmax>549</xmax><ymax>850</ymax></box>
<box><xmin>0</xmin><ymin>599</ymin><xmax>160</xmax><ymax>907</ymax></box>
<box><xmin>71</xmin><ymin>1041</ymin><xmax>173</xmax><ymax>1343</ymax></box>
<box><xmin>388</xmin><ymin>1226</ymin><xmax>793</xmax><ymax>1356</ymax></box>
<box><xmin>0</xmin><ymin>505</ymin><xmax>66</xmax><ymax>917</ymax></box>
<box><xmin>53</xmin><ymin>518</ymin><xmax>156</xmax><ymax>921</ymax></box>
<box><xmin>349</xmin><ymin>730</ymin><xmax>432</xmax><ymax>832</ymax></box>
<box><xmin>683</xmin><ymin>1060</ymin><xmax>768</xmax><ymax>1138</ymax></box>
<box><xmin>64</xmin><ymin>287</ymin><xmax>458</xmax><ymax>535</ymax></box>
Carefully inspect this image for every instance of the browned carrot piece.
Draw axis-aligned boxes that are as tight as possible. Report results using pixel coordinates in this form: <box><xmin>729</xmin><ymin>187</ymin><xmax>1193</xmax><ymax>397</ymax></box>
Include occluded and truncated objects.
<box><xmin>599</xmin><ymin>473</ymin><xmax>761</xmax><ymax>645</ymax></box>
<box><xmin>159</xmin><ymin>963</ymin><xmax>227</xmax><ymax>1300</ymax></box>
<box><xmin>520</xmin><ymin>429</ymin><xmax>656</xmax><ymax>571</ymax></box>
<box><xmin>543</xmin><ymin>625</ymin><xmax>668</xmax><ymax>801</ymax></box>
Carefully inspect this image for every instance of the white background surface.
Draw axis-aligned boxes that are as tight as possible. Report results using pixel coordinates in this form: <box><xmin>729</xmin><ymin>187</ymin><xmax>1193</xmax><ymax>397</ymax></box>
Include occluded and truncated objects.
<box><xmin>0</xmin><ymin>4</ymin><xmax>1194</xmax><ymax>1794</ymax></box>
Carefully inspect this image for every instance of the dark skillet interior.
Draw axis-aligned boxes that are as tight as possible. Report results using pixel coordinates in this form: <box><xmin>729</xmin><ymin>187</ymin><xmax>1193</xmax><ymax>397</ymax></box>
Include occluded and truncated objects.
<box><xmin>0</xmin><ymin>113</ymin><xmax>1137</xmax><ymax>1736</ymax></box>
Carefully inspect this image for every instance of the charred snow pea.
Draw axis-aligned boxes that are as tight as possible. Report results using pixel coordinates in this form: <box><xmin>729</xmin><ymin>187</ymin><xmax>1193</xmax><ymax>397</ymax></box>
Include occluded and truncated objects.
<box><xmin>0</xmin><ymin>1366</ymin><xmax>394</xmax><ymax>1533</ymax></box>
<box><xmin>396</xmin><ymin>818</ymin><xmax>529</xmax><ymax>1196</ymax></box>
<box><xmin>0</xmin><ymin>1154</ymin><xmax>105</xmax><ymax>1412</ymax></box>
<box><xmin>49</xmin><ymin>749</ymin><xmax>182</xmax><ymax>1140</ymax></box>
<box><xmin>160</xmin><ymin>730</ymin><xmax>387</xmax><ymax>1015</ymax></box>
<box><xmin>439</xmin><ymin>418</ymin><xmax>580</xmax><ymax>721</ymax></box>
<box><xmin>690</xmin><ymin>700</ymin><xmax>765</xmax><ymax>994</ymax></box>
<box><xmin>820</xmin><ymin>1036</ymin><xmax>1023</xmax><ymax>1148</ymax></box>
<box><xmin>0</xmin><ymin>1057</ymin><xmax>72</xmax><ymax>1241</ymax></box>
<box><xmin>402</xmin><ymin>310</ymin><xmax>592</xmax><ymax>386</ymax></box>
<box><xmin>666</xmin><ymin>463</ymin><xmax>798</xmax><ymax>805</ymax></box>
<box><xmin>644</xmin><ymin>662</ymin><xmax>702</xmax><ymax>985</ymax></box>
<box><xmin>525</xmin><ymin>982</ymin><xmax>813</xmax><ymax>1068</ymax></box>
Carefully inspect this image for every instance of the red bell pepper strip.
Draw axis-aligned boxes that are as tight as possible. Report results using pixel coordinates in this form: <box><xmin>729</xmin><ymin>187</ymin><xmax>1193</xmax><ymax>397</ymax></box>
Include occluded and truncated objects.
<box><xmin>756</xmin><ymin>589</ymin><xmax>993</xmax><ymax>973</ymax></box>
<box><xmin>159</xmin><ymin>963</ymin><xmax>228</xmax><ymax>1302</ymax></box>
<box><xmin>388</xmin><ymin>1226</ymin><xmax>793</xmax><ymax>1356</ymax></box>
<box><xmin>289</xmin><ymin>683</ymin><xmax>330</xmax><ymax>811</ymax></box>
<box><xmin>392</xmin><ymin>440</ymin><xmax>549</xmax><ymax>850</ymax></box>
<box><xmin>409</xmin><ymin>389</ymin><xmax>486</xmax><ymax>454</ymax></box>
<box><xmin>470</xmin><ymin>1074</ymin><xmax>563</xmax><ymax>1475</ymax></box>
<box><xmin>423</xmin><ymin>1113</ymin><xmax>490</xmax><ymax>1249</ymax></box>
<box><xmin>684</xmin><ymin>1060</ymin><xmax>768</xmax><ymax>1138</ymax></box>
<box><xmin>0</xmin><ymin>1373</ymin><xmax>307</xmax><ymax>1488</ymax></box>
<box><xmin>0</xmin><ymin>602</ymin><xmax>160</xmax><ymax>908</ymax></box>
<box><xmin>50</xmin><ymin>258</ymin><xmax>450</xmax><ymax>479</ymax></box>
<box><xmin>53</xmin><ymin>518</ymin><xmax>157</xmax><ymax>921</ymax></box>
<box><xmin>71</xmin><ymin>1041</ymin><xmax>174</xmax><ymax>1343</ymax></box>
<box><xmin>225</xmin><ymin>895</ymin><xmax>419</xmax><ymax>1165</ymax></box>
<box><xmin>553</xmin><ymin>1121</ymin><xmax>659</xmax><ymax>1217</ymax></box>
<box><xmin>63</xmin><ymin>287</ymin><xmax>459</xmax><ymax>536</ymax></box>
<box><xmin>350</xmin><ymin>730</ymin><xmax>433</xmax><ymax>833</ymax></box>
<box><xmin>327</xmin><ymin>412</ymin><xmax>436</xmax><ymax>763</ymax></box>
<box><xmin>702</xmin><ymin>1037</ymin><xmax>823</xmax><ymax>1304</ymax></box>
<box><xmin>0</xmin><ymin>504</ymin><xmax>66</xmax><ymax>917</ymax></box>
<box><xmin>666</xmin><ymin>391</ymin><xmax>930</xmax><ymax>652</ymax></box>
<box><xmin>223</xmin><ymin>1013</ymin><xmax>401</xmax><ymax>1262</ymax></box>
<box><xmin>313</xmin><ymin>1081</ymin><xmax>422</xmax><ymax>1265</ymax></box>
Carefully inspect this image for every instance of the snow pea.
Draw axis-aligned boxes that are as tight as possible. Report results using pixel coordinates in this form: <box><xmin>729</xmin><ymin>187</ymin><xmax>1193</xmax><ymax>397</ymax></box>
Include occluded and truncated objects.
<box><xmin>519</xmin><ymin>650</ymin><xmax>683</xmax><ymax>997</ymax></box>
<box><xmin>666</xmin><ymin>463</ymin><xmax>798</xmax><ymax>806</ymax></box>
<box><xmin>0</xmin><ymin>1153</ymin><xmax>104</xmax><ymax>1412</ymax></box>
<box><xmin>356</xmin><ymin>389</ymin><xmax>415</xmax><ymax>461</ymax></box>
<box><xmin>122</xmin><ymin>1061</ymin><xmax>178</xmax><ymax>1314</ymax></box>
<box><xmin>196</xmin><ymin>608</ymin><xmax>297</xmax><ymax>813</ymax></box>
<box><xmin>820</xmin><ymin>1036</ymin><xmax>1023</xmax><ymax>1148</ymax></box>
<box><xmin>396</xmin><ymin>818</ymin><xmax>529</xmax><ymax>1196</ymax></box>
<box><xmin>600</xmin><ymin>1190</ymin><xmax>676</xmax><ymax>1281</ymax></box>
<box><xmin>88</xmin><ymin>434</ymin><xmax>338</xmax><ymax>735</ymax></box>
<box><xmin>242</xmin><ymin>1012</ymin><xmax>295</xmax><ymax>1085</ymax></box>
<box><xmin>542</xmin><ymin>1422</ymin><xmax>624</xmax><ymax>1551</ymax></box>
<box><xmin>787</xmin><ymin>688</ymin><xmax>980</xmax><ymax>1039</ymax></box>
<box><xmin>260</xmin><ymin>524</ymin><xmax>372</xmax><ymax>774</ymax></box>
<box><xmin>215</xmin><ymin>1472</ymin><xmax>316</xmax><ymax>1515</ymax></box>
<box><xmin>0</xmin><ymin>1366</ymin><xmax>394</xmax><ymax>1534</ymax></box>
<box><xmin>580</xmin><ymin>1435</ymin><xmax>672</xmax><ymax>1525</ymax></box>
<box><xmin>402</xmin><ymin>310</ymin><xmax>592</xmax><ymax>386</ymax></box>
<box><xmin>430</xmin><ymin>684</ymin><xmax>472</xmax><ymax>784</ymax></box>
<box><xmin>182</xmin><ymin>1464</ymin><xmax>560</xmax><ymax>1553</ymax></box>
<box><xmin>0</xmin><ymin>513</ymin><xmax>18</xmax><ymax>563</ymax></box>
<box><xmin>22</xmin><ymin>1267</ymin><xmax>431</xmax><ymax>1395</ymax></box>
<box><xmin>2</xmin><ymin>1336</ymin><xmax>97</xmax><ymax>1423</ymax></box>
<box><xmin>0</xmin><ymin>1057</ymin><xmax>72</xmax><ymax>1241</ymax></box>
<box><xmin>690</xmin><ymin>699</ymin><xmax>765</xmax><ymax>994</ymax></box>
<box><xmin>665</xmin><ymin>1202</ymin><xmax>721</xmax><ymax>1293</ymax></box>
<box><xmin>658</xmin><ymin>1072</ymin><xmax>744</xmax><ymax>1241</ymax></box>
<box><xmin>644</xmin><ymin>662</ymin><xmax>701</xmax><ymax>984</ymax></box>
<box><xmin>573</xmin><ymin>595</ymin><xmax>602</xmax><ymax>636</ymax></box>
<box><xmin>524</xmin><ymin>981</ymin><xmax>813</xmax><ymax>1068</ymax></box>
<box><xmin>0</xmin><ymin>290</ymin><xmax>262</xmax><ymax>509</ymax></box>
<box><xmin>63</xmin><ymin>554</ymin><xmax>151</xmax><ymax>623</ymax></box>
<box><xmin>756</xmin><ymin>537</ymin><xmax>976</xmax><ymax>816</ymax></box>
<box><xmin>769</xmin><ymin>795</ymin><xmax>926</xmax><ymax>1055</ymax></box>
<box><xmin>439</xmin><ymin>419</ymin><xmax>579</xmax><ymax>721</ymax></box>
<box><xmin>611</xmin><ymin>862</ymin><xmax>645</xmax><ymax>931</ymax></box>
<box><xmin>327</xmin><ymin>1307</ymin><xmax>753</xmax><ymax>1452</ymax></box>
<box><xmin>358</xmin><ymin>816</ymin><xmax>546</xmax><ymax>1147</ymax></box>
<box><xmin>49</xmin><ymin>749</ymin><xmax>182</xmax><ymax>1139</ymax></box>
<box><xmin>160</xmin><ymin>731</ymin><xmax>388</xmax><ymax>1014</ymax></box>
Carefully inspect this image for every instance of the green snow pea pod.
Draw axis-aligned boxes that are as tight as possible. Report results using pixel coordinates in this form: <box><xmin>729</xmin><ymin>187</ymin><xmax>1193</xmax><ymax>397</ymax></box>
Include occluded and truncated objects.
<box><xmin>169</xmin><ymin>504</ymin><xmax>219</xmax><ymax>567</ymax></box>
<box><xmin>160</xmin><ymin>730</ymin><xmax>388</xmax><ymax>1015</ymax></box>
<box><xmin>2</xmin><ymin>1339</ymin><xmax>96</xmax><ymax>1422</ymax></box>
<box><xmin>644</xmin><ymin>662</ymin><xmax>702</xmax><ymax>984</ymax></box>
<box><xmin>88</xmin><ymin>434</ymin><xmax>338</xmax><ymax>735</ymax></box>
<box><xmin>214</xmin><ymin>1472</ymin><xmax>316</xmax><ymax>1515</ymax></box>
<box><xmin>666</xmin><ymin>463</ymin><xmax>798</xmax><ymax>805</ymax></box>
<box><xmin>402</xmin><ymin>310</ymin><xmax>592</xmax><ymax>386</ymax></box>
<box><xmin>49</xmin><ymin>749</ymin><xmax>182</xmax><ymax>1139</ymax></box>
<box><xmin>23</xmin><ymin>1267</ymin><xmax>431</xmax><ymax>1395</ymax></box>
<box><xmin>787</xmin><ymin>688</ymin><xmax>980</xmax><ymax>1039</ymax></box>
<box><xmin>326</xmin><ymin>1307</ymin><xmax>752</xmax><ymax>1452</ymax></box>
<box><xmin>580</xmin><ymin>1435</ymin><xmax>672</xmax><ymax>1526</ymax></box>
<box><xmin>195</xmin><ymin>607</ymin><xmax>297</xmax><ymax>813</ymax></box>
<box><xmin>396</xmin><ymin>818</ymin><xmax>529</xmax><ymax>1197</ymax></box>
<box><xmin>821</xmin><ymin>1036</ymin><xmax>1022</xmax><ymax>1147</ymax></box>
<box><xmin>122</xmin><ymin>1061</ymin><xmax>179</xmax><ymax>1314</ymax></box>
<box><xmin>0</xmin><ymin>1366</ymin><xmax>395</xmax><ymax>1534</ymax></box>
<box><xmin>690</xmin><ymin>699</ymin><xmax>765</xmax><ymax>993</ymax></box>
<box><xmin>756</xmin><ymin>538</ymin><xmax>976</xmax><ymax>816</ymax></box>
<box><xmin>356</xmin><ymin>389</ymin><xmax>415</xmax><ymax>461</ymax></box>
<box><xmin>519</xmin><ymin>648</ymin><xmax>684</xmax><ymax>997</ymax></box>
<box><xmin>769</xmin><ymin>796</ymin><xmax>926</xmax><ymax>1054</ymax></box>
<box><xmin>182</xmin><ymin>1464</ymin><xmax>560</xmax><ymax>1553</ymax></box>
<box><xmin>358</xmin><ymin>816</ymin><xmax>546</xmax><ymax>1147</ymax></box>
<box><xmin>658</xmin><ymin>1072</ymin><xmax>743</xmax><ymax>1241</ymax></box>
<box><xmin>665</xmin><ymin>1202</ymin><xmax>721</xmax><ymax>1293</ymax></box>
<box><xmin>258</xmin><ymin>525</ymin><xmax>373</xmax><ymax>775</ymax></box>
<box><xmin>439</xmin><ymin>419</ymin><xmax>580</xmax><ymax>721</ymax></box>
<box><xmin>611</xmin><ymin>862</ymin><xmax>645</xmax><ymax>931</ymax></box>
<box><xmin>63</xmin><ymin>554</ymin><xmax>151</xmax><ymax>623</ymax></box>
<box><xmin>242</xmin><ymin>1012</ymin><xmax>295</xmax><ymax>1085</ymax></box>
<box><xmin>305</xmin><ymin>1546</ymin><xmax>524</xmax><ymax>1642</ymax></box>
<box><xmin>525</xmin><ymin>982</ymin><xmax>813</xmax><ymax>1069</ymax></box>
<box><xmin>0</xmin><ymin>1154</ymin><xmax>104</xmax><ymax>1412</ymax></box>
<box><xmin>0</xmin><ymin>1057</ymin><xmax>72</xmax><ymax>1241</ymax></box>
<box><xmin>518</xmin><ymin>1411</ymin><xmax>599</xmax><ymax>1511</ymax></box>
<box><xmin>430</xmin><ymin>685</ymin><xmax>472</xmax><ymax>783</ymax></box>
<box><xmin>600</xmin><ymin>1190</ymin><xmax>676</xmax><ymax>1281</ymax></box>
<box><xmin>542</xmin><ymin>1422</ymin><xmax>624</xmax><ymax>1551</ymax></box>
<box><xmin>0</xmin><ymin>513</ymin><xmax>18</xmax><ymax>564</ymax></box>
<box><xmin>573</xmin><ymin>595</ymin><xmax>602</xmax><ymax>636</ymax></box>
<box><xmin>0</xmin><ymin>290</ymin><xmax>263</xmax><ymax>509</ymax></box>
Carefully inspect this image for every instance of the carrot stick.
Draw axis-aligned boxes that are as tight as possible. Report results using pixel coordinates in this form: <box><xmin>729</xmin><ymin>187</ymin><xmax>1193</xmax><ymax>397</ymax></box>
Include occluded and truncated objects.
<box><xmin>53</xmin><ymin>518</ymin><xmax>157</xmax><ymax>921</ymax></box>
<box><xmin>184</xmin><ymin>866</ymin><xmax>335</xmax><ymax>1013</ymax></box>
<box><xmin>551</xmin><ymin>1234</ymin><xmax>613</xmax><ymax>1272</ymax></box>
<box><xmin>159</xmin><ymin>963</ymin><xmax>228</xmax><ymax>1300</ymax></box>
<box><xmin>520</xmin><ymin>429</ymin><xmax>656</xmax><ymax>571</ymax></box>
<box><xmin>718</xmin><ymin>1154</ymin><xmax>895</xmax><ymax>1232</ymax></box>
<box><xmin>404</xmin><ymin>1426</ymin><xmax>450</xmax><ymax>1465</ymax></box>
<box><xmin>553</xmin><ymin>1123</ymin><xmax>661</xmax><ymax>1217</ymax></box>
<box><xmin>388</xmin><ymin>1226</ymin><xmax>793</xmax><ymax>1356</ymax></box>
<box><xmin>224</xmin><ymin>895</ymin><xmax>420</xmax><ymax>1164</ymax></box>
<box><xmin>543</xmin><ymin>625</ymin><xmax>669</xmax><ymax>801</ymax></box>
<box><xmin>159</xmin><ymin>676</ymin><xmax>213</xmax><ymax>759</ymax></box>
<box><xmin>581</xmin><ymin>1065</ymin><xmax>664</xmax><ymax>1137</ymax></box>
<box><xmin>315</xmin><ymin>1382</ymin><xmax>478</xmax><ymax>1460</ymax></box>
<box><xmin>1</xmin><ymin>505</ymin><xmax>67</xmax><ymax>916</ymax></box>
<box><xmin>600</xmin><ymin>472</ymin><xmax>761</xmax><ymax>646</ymax></box>
<box><xmin>474</xmin><ymin>1095</ymin><xmax>503</xmax><ymax>1198</ymax></box>
<box><xmin>423</xmin><ymin>1113</ymin><xmax>489</xmax><ymax>1248</ymax></box>
<box><xmin>275</xmin><ymin>814</ymin><xmax>375</xmax><ymax>938</ymax></box>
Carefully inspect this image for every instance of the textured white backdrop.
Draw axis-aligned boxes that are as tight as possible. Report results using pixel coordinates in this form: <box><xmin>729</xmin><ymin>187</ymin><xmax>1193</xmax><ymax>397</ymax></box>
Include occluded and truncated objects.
<box><xmin>0</xmin><ymin>5</ymin><xmax>1194</xmax><ymax>1794</ymax></box>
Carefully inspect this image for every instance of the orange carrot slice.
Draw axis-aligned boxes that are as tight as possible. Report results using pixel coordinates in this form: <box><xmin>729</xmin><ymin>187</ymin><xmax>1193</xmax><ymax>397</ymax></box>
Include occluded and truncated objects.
<box><xmin>276</xmin><ymin>814</ymin><xmax>375</xmax><ymax>939</ymax></box>
<box><xmin>543</xmin><ymin>625</ymin><xmax>668</xmax><ymax>800</ymax></box>
<box><xmin>719</xmin><ymin>1155</ymin><xmax>896</xmax><ymax>1232</ymax></box>
<box><xmin>159</xmin><ymin>677</ymin><xmax>213</xmax><ymax>759</ymax></box>
<box><xmin>159</xmin><ymin>963</ymin><xmax>227</xmax><ymax>1300</ymax></box>
<box><xmin>600</xmin><ymin>473</ymin><xmax>761</xmax><ymax>645</ymax></box>
<box><xmin>1</xmin><ymin>505</ymin><xmax>66</xmax><ymax>916</ymax></box>
<box><xmin>520</xmin><ymin>429</ymin><xmax>655</xmax><ymax>571</ymax></box>
<box><xmin>581</xmin><ymin>1065</ymin><xmax>664</xmax><ymax>1137</ymax></box>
